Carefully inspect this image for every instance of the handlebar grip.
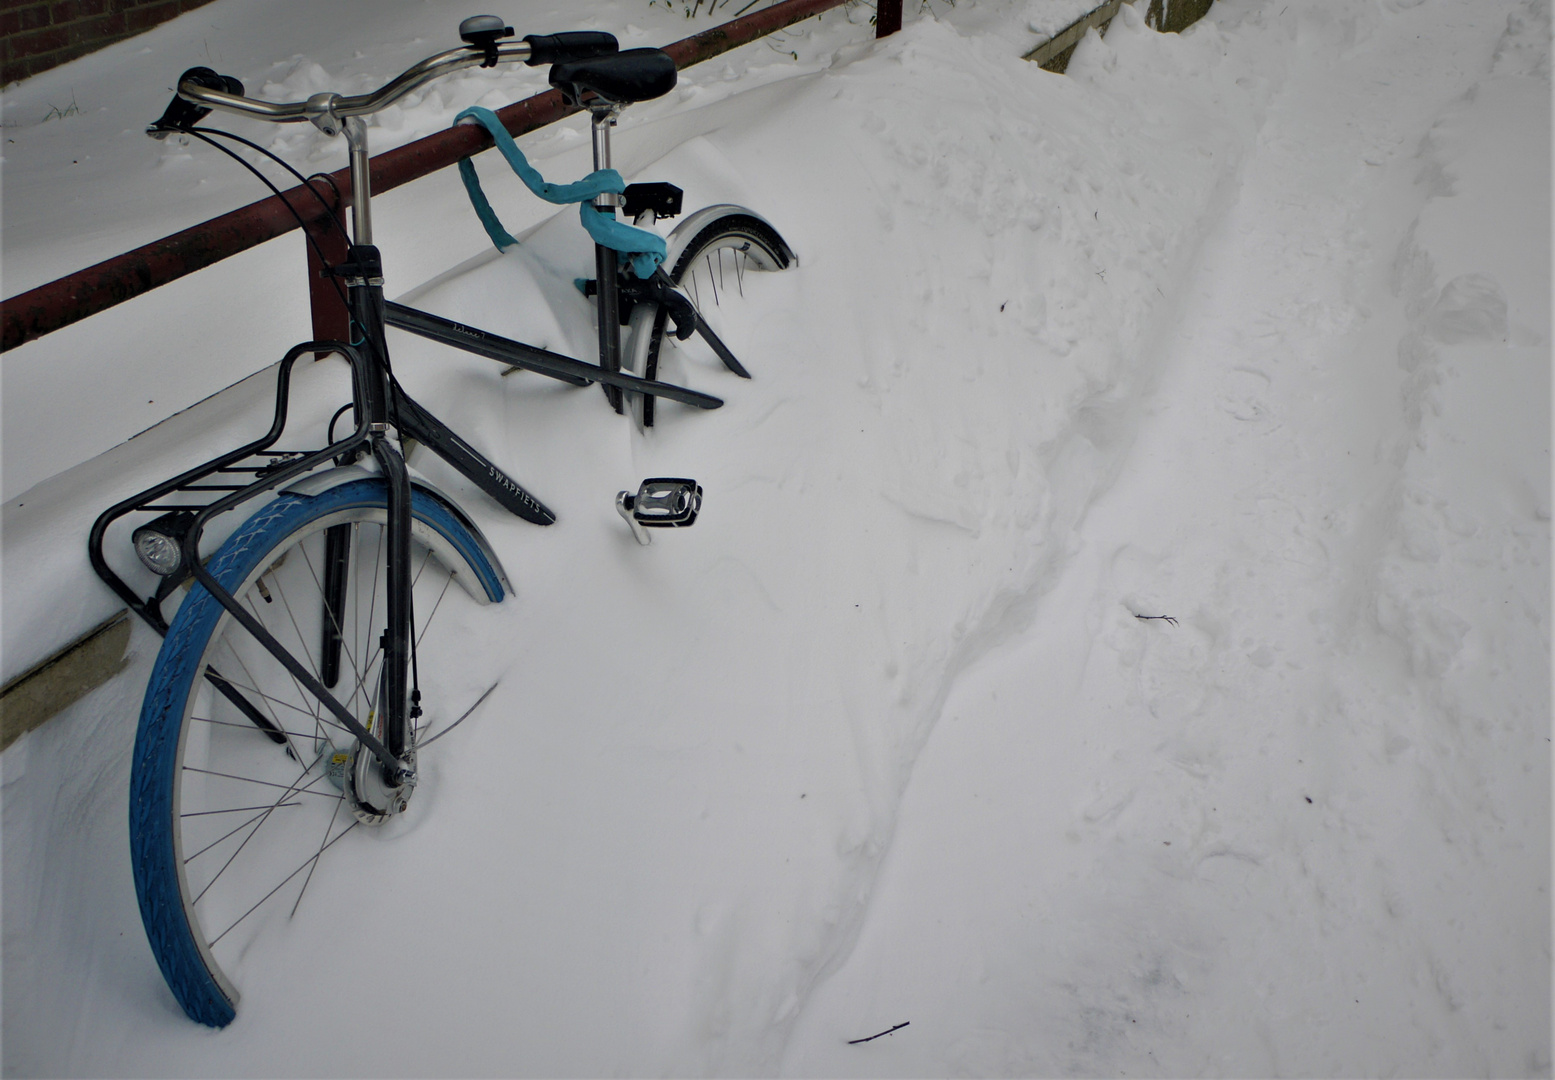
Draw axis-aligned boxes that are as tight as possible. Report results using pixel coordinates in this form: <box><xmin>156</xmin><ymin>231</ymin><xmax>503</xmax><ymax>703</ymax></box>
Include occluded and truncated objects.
<box><xmin>522</xmin><ymin>32</ymin><xmax>619</xmax><ymax>67</ymax></box>
<box><xmin>147</xmin><ymin>67</ymin><xmax>245</xmax><ymax>137</ymax></box>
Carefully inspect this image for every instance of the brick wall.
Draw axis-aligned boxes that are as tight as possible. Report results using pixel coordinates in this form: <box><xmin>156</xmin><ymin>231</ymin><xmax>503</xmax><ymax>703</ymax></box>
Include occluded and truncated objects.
<box><xmin>2</xmin><ymin>0</ymin><xmax>219</xmax><ymax>85</ymax></box>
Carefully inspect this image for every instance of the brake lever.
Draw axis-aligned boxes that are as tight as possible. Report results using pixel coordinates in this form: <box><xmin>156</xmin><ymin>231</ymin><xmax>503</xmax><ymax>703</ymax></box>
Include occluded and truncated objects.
<box><xmin>147</xmin><ymin>67</ymin><xmax>244</xmax><ymax>139</ymax></box>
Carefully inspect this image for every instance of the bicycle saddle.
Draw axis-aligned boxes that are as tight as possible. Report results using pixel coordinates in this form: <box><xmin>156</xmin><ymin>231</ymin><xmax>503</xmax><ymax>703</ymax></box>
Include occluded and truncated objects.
<box><xmin>549</xmin><ymin>48</ymin><xmax>677</xmax><ymax>106</ymax></box>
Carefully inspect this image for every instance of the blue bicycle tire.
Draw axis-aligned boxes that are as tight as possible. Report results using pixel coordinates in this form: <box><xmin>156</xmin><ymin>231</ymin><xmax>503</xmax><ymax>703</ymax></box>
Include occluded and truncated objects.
<box><xmin>129</xmin><ymin>478</ymin><xmax>503</xmax><ymax>1027</ymax></box>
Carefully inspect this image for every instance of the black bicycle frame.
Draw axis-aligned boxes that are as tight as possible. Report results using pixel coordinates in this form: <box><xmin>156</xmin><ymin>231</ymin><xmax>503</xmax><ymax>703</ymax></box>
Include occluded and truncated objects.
<box><xmin>94</xmin><ymin>40</ymin><xmax>759</xmax><ymax>807</ymax></box>
<box><xmin>380</xmin><ymin>301</ymin><xmax>725</xmax><ymax>411</ymax></box>
<box><xmin>89</xmin><ymin>233</ymin><xmax>734</xmax><ymax>787</ymax></box>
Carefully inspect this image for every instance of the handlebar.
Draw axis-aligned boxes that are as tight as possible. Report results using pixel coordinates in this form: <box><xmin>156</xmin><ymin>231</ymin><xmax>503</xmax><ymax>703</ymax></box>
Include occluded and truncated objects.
<box><xmin>150</xmin><ymin>24</ymin><xmax>620</xmax><ymax>139</ymax></box>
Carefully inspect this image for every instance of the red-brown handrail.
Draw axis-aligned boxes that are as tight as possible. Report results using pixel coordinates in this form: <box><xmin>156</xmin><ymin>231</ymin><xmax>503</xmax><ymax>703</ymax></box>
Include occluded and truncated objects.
<box><xmin>1</xmin><ymin>0</ymin><xmax>863</xmax><ymax>352</ymax></box>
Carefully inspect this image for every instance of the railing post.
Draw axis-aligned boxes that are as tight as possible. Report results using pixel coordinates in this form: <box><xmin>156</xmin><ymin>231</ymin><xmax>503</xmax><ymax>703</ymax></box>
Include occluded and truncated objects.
<box><xmin>303</xmin><ymin>180</ymin><xmax>350</xmax><ymax>352</ymax></box>
<box><xmin>876</xmin><ymin>0</ymin><xmax>902</xmax><ymax>37</ymax></box>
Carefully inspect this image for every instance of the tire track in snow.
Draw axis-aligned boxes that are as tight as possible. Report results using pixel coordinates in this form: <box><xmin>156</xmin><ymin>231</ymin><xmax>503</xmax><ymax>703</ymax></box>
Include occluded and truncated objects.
<box><xmin>779</xmin><ymin>1</ymin><xmax>1546</xmax><ymax>1074</ymax></box>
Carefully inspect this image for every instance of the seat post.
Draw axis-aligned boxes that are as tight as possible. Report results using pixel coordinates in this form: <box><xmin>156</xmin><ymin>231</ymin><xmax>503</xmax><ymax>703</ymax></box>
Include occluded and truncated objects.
<box><xmin>589</xmin><ymin>104</ymin><xmax>621</xmax><ymax>190</ymax></box>
<box><xmin>590</xmin><ymin>104</ymin><xmax>625</xmax><ymax>411</ymax></box>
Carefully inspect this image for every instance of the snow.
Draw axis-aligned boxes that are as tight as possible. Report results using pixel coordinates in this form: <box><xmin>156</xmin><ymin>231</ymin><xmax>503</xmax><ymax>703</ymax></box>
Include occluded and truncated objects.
<box><xmin>2</xmin><ymin>0</ymin><xmax>1549</xmax><ymax>1075</ymax></box>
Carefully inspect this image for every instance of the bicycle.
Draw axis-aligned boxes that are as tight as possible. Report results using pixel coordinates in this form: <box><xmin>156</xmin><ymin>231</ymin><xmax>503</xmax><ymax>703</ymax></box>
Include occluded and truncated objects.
<box><xmin>87</xmin><ymin>16</ymin><xmax>794</xmax><ymax>1028</ymax></box>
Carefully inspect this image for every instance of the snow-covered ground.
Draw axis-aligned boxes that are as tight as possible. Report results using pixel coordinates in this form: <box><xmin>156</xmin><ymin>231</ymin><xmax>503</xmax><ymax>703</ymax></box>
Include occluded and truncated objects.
<box><xmin>2</xmin><ymin>0</ymin><xmax>1548</xmax><ymax>1075</ymax></box>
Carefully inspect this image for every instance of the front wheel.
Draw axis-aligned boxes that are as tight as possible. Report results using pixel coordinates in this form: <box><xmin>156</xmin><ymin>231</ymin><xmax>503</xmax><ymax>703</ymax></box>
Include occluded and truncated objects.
<box><xmin>624</xmin><ymin>206</ymin><xmax>794</xmax><ymax>428</ymax></box>
<box><xmin>128</xmin><ymin>477</ymin><xmax>504</xmax><ymax>1027</ymax></box>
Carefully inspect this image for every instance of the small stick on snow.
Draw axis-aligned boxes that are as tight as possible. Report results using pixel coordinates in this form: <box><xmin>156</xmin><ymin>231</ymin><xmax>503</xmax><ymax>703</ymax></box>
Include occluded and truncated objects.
<box><xmin>418</xmin><ymin>680</ymin><xmax>500</xmax><ymax>748</ymax></box>
<box><xmin>849</xmin><ymin>1021</ymin><xmax>909</xmax><ymax>1045</ymax></box>
<box><xmin>1134</xmin><ymin>613</ymin><xmax>1178</xmax><ymax>626</ymax></box>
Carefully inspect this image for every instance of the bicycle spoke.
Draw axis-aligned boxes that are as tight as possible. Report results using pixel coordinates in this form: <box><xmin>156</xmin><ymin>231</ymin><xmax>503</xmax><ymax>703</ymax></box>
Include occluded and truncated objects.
<box><xmin>185</xmin><ymin>803</ymin><xmax>299</xmax><ymax>864</ymax></box>
<box><xmin>213</xmin><ymin>633</ymin><xmax>295</xmax><ymax>738</ymax></box>
<box><xmin>196</xmin><ymin>670</ymin><xmax>354</xmax><ymax>741</ymax></box>
<box><xmin>232</xmin><ymin>595</ymin><xmax>326</xmax><ymax>745</ymax></box>
<box><xmin>183</xmin><ymin>766</ymin><xmax>343</xmax><ymax>800</ymax></box>
<box><xmin>188</xmin><ymin>768</ymin><xmax>339</xmax><ymax>906</ymax></box>
<box><xmin>207</xmin><ymin>820</ymin><xmax>357</xmax><ymax>949</ymax></box>
<box><xmin>415</xmin><ymin>572</ymin><xmax>455</xmax><ymax>651</ymax></box>
<box><xmin>268</xmin><ymin>563</ymin><xmax>323</xmax><ymax>682</ymax></box>
<box><xmin>182</xmin><ymin>802</ymin><xmax>303</xmax><ymax>818</ymax></box>
<box><xmin>193</xmin><ymin>713</ymin><xmax>348</xmax><ymax>743</ymax></box>
<box><xmin>289</xmin><ymin>795</ymin><xmax>346</xmax><ymax>918</ymax></box>
<box><xmin>270</xmin><ymin>545</ymin><xmax>355</xmax><ymax>751</ymax></box>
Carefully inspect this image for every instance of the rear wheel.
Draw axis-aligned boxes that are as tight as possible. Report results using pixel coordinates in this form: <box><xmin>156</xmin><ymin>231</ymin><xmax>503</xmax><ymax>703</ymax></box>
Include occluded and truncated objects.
<box><xmin>625</xmin><ymin>210</ymin><xmax>793</xmax><ymax>427</ymax></box>
<box><xmin>129</xmin><ymin>478</ymin><xmax>504</xmax><ymax>1026</ymax></box>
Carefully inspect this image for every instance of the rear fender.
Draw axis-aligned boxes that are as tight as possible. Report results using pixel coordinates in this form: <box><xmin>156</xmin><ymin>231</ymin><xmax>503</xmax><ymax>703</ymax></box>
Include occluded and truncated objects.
<box><xmin>662</xmin><ymin>204</ymin><xmax>795</xmax><ymax>270</ymax></box>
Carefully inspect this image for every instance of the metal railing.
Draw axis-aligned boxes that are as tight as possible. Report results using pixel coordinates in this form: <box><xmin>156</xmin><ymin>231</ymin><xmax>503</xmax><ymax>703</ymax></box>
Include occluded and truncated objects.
<box><xmin>0</xmin><ymin>0</ymin><xmax>905</xmax><ymax>743</ymax></box>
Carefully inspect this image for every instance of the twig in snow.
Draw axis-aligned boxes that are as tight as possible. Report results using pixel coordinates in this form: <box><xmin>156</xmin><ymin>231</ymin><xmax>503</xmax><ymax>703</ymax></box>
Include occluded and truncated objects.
<box><xmin>1134</xmin><ymin>613</ymin><xmax>1178</xmax><ymax>626</ymax></box>
<box><xmin>849</xmin><ymin>1021</ymin><xmax>909</xmax><ymax>1044</ymax></box>
<box><xmin>417</xmin><ymin>680</ymin><xmax>500</xmax><ymax>749</ymax></box>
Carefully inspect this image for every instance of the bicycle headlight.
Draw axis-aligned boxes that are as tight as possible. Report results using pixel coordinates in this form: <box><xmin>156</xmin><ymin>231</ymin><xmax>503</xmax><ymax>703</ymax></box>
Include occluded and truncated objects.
<box><xmin>133</xmin><ymin>511</ymin><xmax>197</xmax><ymax>577</ymax></box>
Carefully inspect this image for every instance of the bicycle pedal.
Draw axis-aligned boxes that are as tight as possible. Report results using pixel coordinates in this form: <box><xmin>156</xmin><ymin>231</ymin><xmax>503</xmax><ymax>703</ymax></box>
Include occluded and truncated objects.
<box><xmin>616</xmin><ymin>477</ymin><xmax>701</xmax><ymax>546</ymax></box>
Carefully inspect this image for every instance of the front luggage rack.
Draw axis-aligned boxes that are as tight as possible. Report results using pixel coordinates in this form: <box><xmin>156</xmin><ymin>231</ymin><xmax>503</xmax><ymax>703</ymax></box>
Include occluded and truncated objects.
<box><xmin>89</xmin><ymin>341</ymin><xmax>371</xmax><ymax>636</ymax></box>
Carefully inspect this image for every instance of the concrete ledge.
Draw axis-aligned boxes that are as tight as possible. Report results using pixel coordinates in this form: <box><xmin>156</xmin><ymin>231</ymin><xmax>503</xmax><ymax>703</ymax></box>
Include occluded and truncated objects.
<box><xmin>1025</xmin><ymin>0</ymin><xmax>1127</xmax><ymax>71</ymax></box>
<box><xmin>1025</xmin><ymin>0</ymin><xmax>1213</xmax><ymax>73</ymax></box>
<box><xmin>1</xmin><ymin>609</ymin><xmax>131</xmax><ymax>750</ymax></box>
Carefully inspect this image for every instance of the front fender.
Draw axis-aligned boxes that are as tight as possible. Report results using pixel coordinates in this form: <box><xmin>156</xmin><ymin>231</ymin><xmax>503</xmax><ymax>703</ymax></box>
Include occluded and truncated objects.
<box><xmin>283</xmin><ymin>464</ymin><xmax>511</xmax><ymax>603</ymax></box>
